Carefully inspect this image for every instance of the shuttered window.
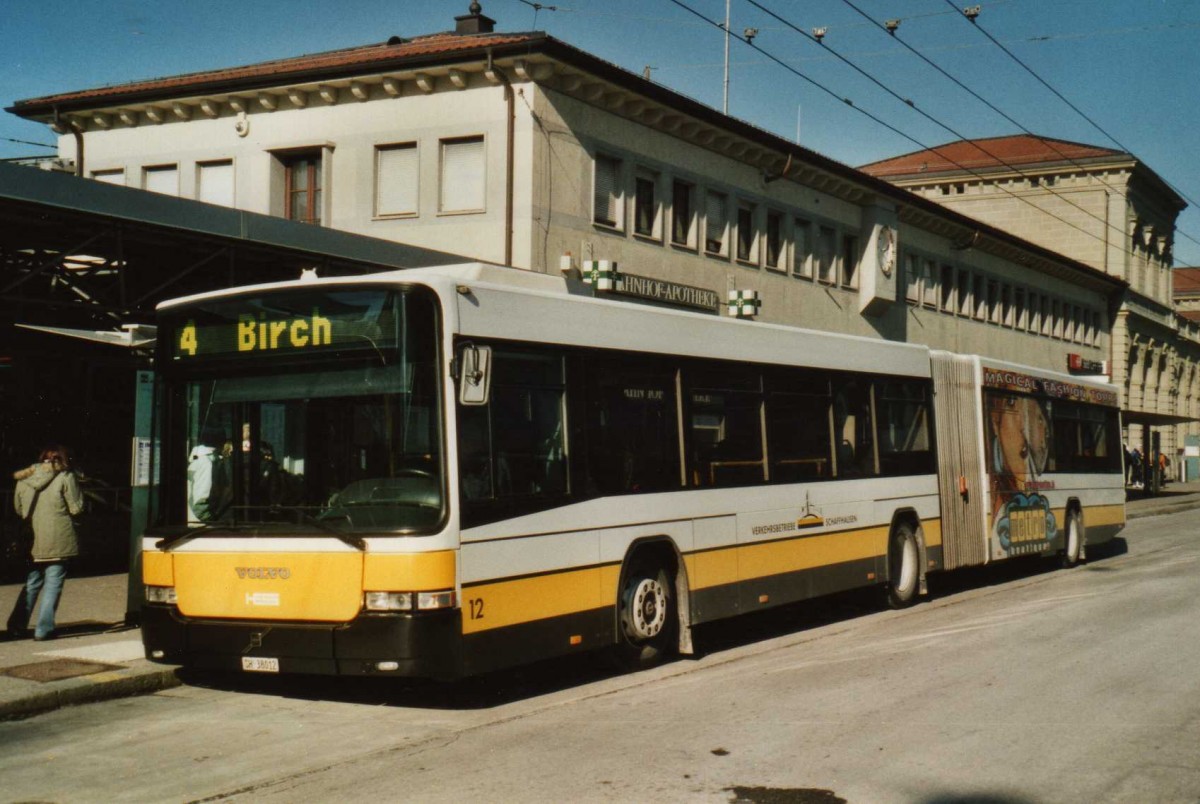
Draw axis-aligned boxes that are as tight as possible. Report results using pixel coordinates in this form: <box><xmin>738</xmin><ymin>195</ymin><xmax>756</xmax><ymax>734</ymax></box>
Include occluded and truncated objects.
<box><xmin>440</xmin><ymin>136</ymin><xmax>485</xmax><ymax>213</ymax></box>
<box><xmin>705</xmin><ymin>191</ymin><xmax>727</xmax><ymax>255</ymax></box>
<box><xmin>91</xmin><ymin>169</ymin><xmax>125</xmax><ymax>185</ymax></box>
<box><xmin>197</xmin><ymin>161</ymin><xmax>234</xmax><ymax>207</ymax></box>
<box><xmin>143</xmin><ymin>165</ymin><xmax>178</xmax><ymax>196</ymax></box>
<box><xmin>376</xmin><ymin>143</ymin><xmax>419</xmax><ymax>217</ymax></box>
<box><xmin>593</xmin><ymin>155</ymin><xmax>621</xmax><ymax>227</ymax></box>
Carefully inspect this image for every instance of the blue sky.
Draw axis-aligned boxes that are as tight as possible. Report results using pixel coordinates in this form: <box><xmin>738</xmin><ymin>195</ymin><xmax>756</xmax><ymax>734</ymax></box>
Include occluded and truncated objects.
<box><xmin>3</xmin><ymin>0</ymin><xmax>1198</xmax><ymax>264</ymax></box>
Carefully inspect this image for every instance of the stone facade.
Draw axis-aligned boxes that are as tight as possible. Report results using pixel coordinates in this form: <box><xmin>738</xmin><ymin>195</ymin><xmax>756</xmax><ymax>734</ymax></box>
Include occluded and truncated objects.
<box><xmin>863</xmin><ymin>136</ymin><xmax>1199</xmax><ymax>472</ymax></box>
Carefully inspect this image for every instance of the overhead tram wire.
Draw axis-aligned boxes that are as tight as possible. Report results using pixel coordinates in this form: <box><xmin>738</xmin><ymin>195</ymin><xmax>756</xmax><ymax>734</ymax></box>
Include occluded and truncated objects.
<box><xmin>727</xmin><ymin>0</ymin><xmax>1156</xmax><ymax>269</ymax></box>
<box><xmin>944</xmin><ymin>0</ymin><xmax>1200</xmax><ymax>216</ymax></box>
<box><xmin>839</xmin><ymin>0</ymin><xmax>1200</xmax><ymax>257</ymax></box>
<box><xmin>1</xmin><ymin>138</ymin><xmax>56</xmax><ymax>150</ymax></box>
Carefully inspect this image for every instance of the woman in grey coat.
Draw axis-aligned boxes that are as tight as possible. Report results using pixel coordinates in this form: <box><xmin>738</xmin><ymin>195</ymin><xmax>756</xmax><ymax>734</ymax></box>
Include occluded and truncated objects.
<box><xmin>6</xmin><ymin>445</ymin><xmax>84</xmax><ymax>641</ymax></box>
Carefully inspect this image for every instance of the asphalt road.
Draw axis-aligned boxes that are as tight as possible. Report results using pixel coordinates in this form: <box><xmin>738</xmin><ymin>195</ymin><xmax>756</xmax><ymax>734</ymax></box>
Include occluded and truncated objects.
<box><xmin>1</xmin><ymin>508</ymin><xmax>1198</xmax><ymax>804</ymax></box>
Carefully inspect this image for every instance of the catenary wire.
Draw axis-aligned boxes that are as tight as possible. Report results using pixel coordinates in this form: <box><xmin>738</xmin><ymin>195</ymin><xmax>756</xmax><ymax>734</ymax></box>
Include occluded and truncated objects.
<box><xmin>838</xmin><ymin>0</ymin><xmax>1200</xmax><ymax>257</ymax></box>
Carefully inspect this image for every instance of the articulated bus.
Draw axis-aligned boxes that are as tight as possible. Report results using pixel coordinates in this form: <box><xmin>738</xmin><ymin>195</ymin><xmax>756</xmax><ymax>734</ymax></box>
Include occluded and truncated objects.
<box><xmin>141</xmin><ymin>263</ymin><xmax>1125</xmax><ymax>678</ymax></box>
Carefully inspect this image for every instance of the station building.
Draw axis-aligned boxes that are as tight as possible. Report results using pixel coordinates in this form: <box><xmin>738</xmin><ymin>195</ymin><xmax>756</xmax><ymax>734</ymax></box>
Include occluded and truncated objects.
<box><xmin>861</xmin><ymin>135</ymin><xmax>1200</xmax><ymax>469</ymax></box>
<box><xmin>7</xmin><ymin>5</ymin><xmax>1123</xmax><ymax>378</ymax></box>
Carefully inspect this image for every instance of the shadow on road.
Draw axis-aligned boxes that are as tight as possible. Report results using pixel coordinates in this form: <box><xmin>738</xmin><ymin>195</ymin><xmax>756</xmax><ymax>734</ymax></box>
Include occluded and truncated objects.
<box><xmin>176</xmin><ymin>539</ymin><xmax>1132</xmax><ymax>710</ymax></box>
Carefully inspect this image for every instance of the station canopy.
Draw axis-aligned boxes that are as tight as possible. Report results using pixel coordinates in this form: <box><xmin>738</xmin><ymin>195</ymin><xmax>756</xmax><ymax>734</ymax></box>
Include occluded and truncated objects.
<box><xmin>0</xmin><ymin>162</ymin><xmax>463</xmax><ymax>334</ymax></box>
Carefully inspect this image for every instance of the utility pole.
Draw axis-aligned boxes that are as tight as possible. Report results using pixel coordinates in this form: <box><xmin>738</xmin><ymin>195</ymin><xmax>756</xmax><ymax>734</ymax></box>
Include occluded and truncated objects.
<box><xmin>722</xmin><ymin>0</ymin><xmax>730</xmax><ymax>114</ymax></box>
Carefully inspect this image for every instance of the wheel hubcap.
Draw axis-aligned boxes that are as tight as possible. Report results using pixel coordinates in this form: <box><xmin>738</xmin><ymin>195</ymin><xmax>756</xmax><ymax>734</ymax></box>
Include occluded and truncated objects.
<box><xmin>626</xmin><ymin>577</ymin><xmax>667</xmax><ymax>640</ymax></box>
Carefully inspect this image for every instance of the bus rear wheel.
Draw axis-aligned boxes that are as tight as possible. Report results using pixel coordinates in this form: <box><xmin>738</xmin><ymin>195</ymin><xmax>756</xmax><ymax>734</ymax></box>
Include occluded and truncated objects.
<box><xmin>886</xmin><ymin>521</ymin><xmax>920</xmax><ymax>609</ymax></box>
<box><xmin>1060</xmin><ymin>509</ymin><xmax>1082</xmax><ymax>569</ymax></box>
<box><xmin>614</xmin><ymin>559</ymin><xmax>677</xmax><ymax>670</ymax></box>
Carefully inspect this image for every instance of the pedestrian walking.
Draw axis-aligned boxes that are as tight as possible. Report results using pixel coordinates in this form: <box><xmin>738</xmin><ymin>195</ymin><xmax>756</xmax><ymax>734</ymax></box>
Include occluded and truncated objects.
<box><xmin>6</xmin><ymin>445</ymin><xmax>84</xmax><ymax>641</ymax></box>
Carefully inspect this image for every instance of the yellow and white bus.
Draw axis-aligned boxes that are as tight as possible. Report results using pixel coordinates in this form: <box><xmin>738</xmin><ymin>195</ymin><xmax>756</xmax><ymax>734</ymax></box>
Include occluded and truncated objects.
<box><xmin>141</xmin><ymin>263</ymin><xmax>1124</xmax><ymax>677</ymax></box>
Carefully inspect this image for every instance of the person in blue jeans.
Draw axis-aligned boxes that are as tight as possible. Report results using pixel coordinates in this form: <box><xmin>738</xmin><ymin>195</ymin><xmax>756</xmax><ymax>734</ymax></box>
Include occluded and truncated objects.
<box><xmin>7</xmin><ymin>445</ymin><xmax>84</xmax><ymax>641</ymax></box>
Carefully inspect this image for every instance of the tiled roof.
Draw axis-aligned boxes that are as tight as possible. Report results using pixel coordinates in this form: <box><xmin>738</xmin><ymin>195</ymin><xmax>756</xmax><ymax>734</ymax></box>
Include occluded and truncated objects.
<box><xmin>11</xmin><ymin>31</ymin><xmax>542</xmax><ymax>113</ymax></box>
<box><xmin>1174</xmin><ymin>267</ymin><xmax>1200</xmax><ymax>295</ymax></box>
<box><xmin>858</xmin><ymin>134</ymin><xmax>1127</xmax><ymax>178</ymax></box>
<box><xmin>1178</xmin><ymin>310</ymin><xmax>1200</xmax><ymax>323</ymax></box>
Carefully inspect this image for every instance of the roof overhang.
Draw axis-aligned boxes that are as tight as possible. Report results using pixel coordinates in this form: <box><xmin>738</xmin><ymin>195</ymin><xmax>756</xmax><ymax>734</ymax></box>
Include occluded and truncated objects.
<box><xmin>1123</xmin><ymin>410</ymin><xmax>1200</xmax><ymax>427</ymax></box>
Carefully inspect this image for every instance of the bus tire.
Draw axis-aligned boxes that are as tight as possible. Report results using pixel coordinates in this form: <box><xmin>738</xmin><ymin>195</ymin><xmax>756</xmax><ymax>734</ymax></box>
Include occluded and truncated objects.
<box><xmin>1060</xmin><ymin>509</ymin><xmax>1082</xmax><ymax>569</ymax></box>
<box><xmin>886</xmin><ymin>520</ymin><xmax>920</xmax><ymax>609</ymax></box>
<box><xmin>614</xmin><ymin>558</ymin><xmax>677</xmax><ymax>670</ymax></box>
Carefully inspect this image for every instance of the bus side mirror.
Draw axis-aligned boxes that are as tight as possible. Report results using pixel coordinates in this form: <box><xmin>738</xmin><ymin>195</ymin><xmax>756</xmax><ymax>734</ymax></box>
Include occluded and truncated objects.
<box><xmin>458</xmin><ymin>343</ymin><xmax>492</xmax><ymax>406</ymax></box>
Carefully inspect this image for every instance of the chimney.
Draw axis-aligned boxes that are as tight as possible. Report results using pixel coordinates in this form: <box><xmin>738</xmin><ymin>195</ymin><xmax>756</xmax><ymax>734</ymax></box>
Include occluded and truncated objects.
<box><xmin>456</xmin><ymin>1</ymin><xmax>495</xmax><ymax>35</ymax></box>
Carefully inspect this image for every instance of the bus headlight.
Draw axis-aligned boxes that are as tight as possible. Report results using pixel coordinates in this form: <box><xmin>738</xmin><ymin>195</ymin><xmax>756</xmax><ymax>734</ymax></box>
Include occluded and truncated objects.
<box><xmin>364</xmin><ymin>592</ymin><xmax>413</xmax><ymax>611</ymax></box>
<box><xmin>363</xmin><ymin>590</ymin><xmax>456</xmax><ymax>612</ymax></box>
<box><xmin>145</xmin><ymin>585</ymin><xmax>177</xmax><ymax>605</ymax></box>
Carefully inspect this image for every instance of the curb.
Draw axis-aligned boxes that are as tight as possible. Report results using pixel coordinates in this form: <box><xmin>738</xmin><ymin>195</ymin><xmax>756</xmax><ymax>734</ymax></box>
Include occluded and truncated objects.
<box><xmin>0</xmin><ymin>664</ymin><xmax>181</xmax><ymax>721</ymax></box>
<box><xmin>1127</xmin><ymin>498</ymin><xmax>1200</xmax><ymax>520</ymax></box>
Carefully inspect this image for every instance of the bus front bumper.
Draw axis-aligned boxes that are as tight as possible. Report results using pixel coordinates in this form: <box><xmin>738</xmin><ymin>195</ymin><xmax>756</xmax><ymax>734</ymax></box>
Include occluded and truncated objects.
<box><xmin>141</xmin><ymin>604</ymin><xmax>462</xmax><ymax>679</ymax></box>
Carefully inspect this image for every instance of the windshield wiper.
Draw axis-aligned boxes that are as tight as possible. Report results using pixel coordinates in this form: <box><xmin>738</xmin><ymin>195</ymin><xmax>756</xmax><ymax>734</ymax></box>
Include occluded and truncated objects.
<box><xmin>297</xmin><ymin>509</ymin><xmax>366</xmax><ymax>551</ymax></box>
<box><xmin>154</xmin><ymin>522</ymin><xmax>259</xmax><ymax>551</ymax></box>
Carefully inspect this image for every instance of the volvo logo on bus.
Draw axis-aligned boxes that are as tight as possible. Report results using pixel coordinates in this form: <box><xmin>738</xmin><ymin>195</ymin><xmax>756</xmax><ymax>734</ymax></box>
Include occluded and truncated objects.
<box><xmin>235</xmin><ymin>567</ymin><xmax>292</xmax><ymax>580</ymax></box>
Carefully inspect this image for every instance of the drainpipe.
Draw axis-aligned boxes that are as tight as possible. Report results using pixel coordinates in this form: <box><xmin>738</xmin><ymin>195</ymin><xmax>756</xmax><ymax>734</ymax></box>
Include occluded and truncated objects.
<box><xmin>54</xmin><ymin>107</ymin><xmax>84</xmax><ymax>177</ymax></box>
<box><xmin>486</xmin><ymin>49</ymin><xmax>515</xmax><ymax>268</ymax></box>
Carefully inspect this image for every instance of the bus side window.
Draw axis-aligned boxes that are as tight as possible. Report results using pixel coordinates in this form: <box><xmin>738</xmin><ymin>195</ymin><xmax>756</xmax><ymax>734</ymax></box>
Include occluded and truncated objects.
<box><xmin>686</xmin><ymin>365</ymin><xmax>765</xmax><ymax>488</ymax></box>
<box><xmin>875</xmin><ymin>379</ymin><xmax>934</xmax><ymax>476</ymax></box>
<box><xmin>458</xmin><ymin>348</ymin><xmax>567</xmax><ymax>505</ymax></box>
<box><xmin>832</xmin><ymin>378</ymin><xmax>877</xmax><ymax>478</ymax></box>
<box><xmin>584</xmin><ymin>359</ymin><xmax>680</xmax><ymax>495</ymax></box>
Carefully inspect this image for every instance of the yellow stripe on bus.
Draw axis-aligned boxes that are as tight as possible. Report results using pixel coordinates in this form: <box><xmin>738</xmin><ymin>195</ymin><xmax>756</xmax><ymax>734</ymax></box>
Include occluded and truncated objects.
<box><xmin>1084</xmin><ymin>504</ymin><xmax>1126</xmax><ymax>527</ymax></box>
<box><xmin>143</xmin><ymin>551</ymin><xmax>174</xmax><ymax>586</ymax></box>
<box><xmin>363</xmin><ymin>551</ymin><xmax>456</xmax><ymax>591</ymax></box>
<box><xmin>467</xmin><ymin>519</ymin><xmax>941</xmax><ymax>634</ymax></box>
<box><xmin>461</xmin><ymin>565</ymin><xmax>609</xmax><ymax>634</ymax></box>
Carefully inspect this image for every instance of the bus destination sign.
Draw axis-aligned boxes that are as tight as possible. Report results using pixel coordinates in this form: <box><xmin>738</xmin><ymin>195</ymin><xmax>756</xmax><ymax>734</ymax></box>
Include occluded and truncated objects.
<box><xmin>176</xmin><ymin>310</ymin><xmax>336</xmax><ymax>360</ymax></box>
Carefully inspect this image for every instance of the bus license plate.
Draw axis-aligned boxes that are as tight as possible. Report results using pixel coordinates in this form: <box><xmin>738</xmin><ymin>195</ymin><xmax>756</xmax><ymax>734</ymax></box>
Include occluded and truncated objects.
<box><xmin>241</xmin><ymin>656</ymin><xmax>280</xmax><ymax>673</ymax></box>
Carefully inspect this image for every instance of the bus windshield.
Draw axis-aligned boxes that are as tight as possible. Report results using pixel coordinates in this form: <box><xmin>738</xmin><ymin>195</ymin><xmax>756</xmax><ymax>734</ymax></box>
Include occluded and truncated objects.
<box><xmin>154</xmin><ymin>286</ymin><xmax>444</xmax><ymax>535</ymax></box>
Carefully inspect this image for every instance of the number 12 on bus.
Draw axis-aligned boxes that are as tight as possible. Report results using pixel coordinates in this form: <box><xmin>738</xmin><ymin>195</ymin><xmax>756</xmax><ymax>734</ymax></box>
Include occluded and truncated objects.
<box><xmin>140</xmin><ymin>263</ymin><xmax>1124</xmax><ymax>678</ymax></box>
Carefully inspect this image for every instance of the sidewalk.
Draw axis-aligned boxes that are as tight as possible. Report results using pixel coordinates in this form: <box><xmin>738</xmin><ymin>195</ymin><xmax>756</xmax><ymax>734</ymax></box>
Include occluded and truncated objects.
<box><xmin>0</xmin><ymin>572</ymin><xmax>179</xmax><ymax>720</ymax></box>
<box><xmin>1</xmin><ymin>483</ymin><xmax>1199</xmax><ymax>721</ymax></box>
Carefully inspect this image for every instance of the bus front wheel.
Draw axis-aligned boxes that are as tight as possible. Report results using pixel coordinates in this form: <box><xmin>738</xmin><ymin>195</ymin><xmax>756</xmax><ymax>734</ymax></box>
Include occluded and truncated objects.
<box><xmin>615</xmin><ymin>559</ymin><xmax>677</xmax><ymax>669</ymax></box>
<box><xmin>886</xmin><ymin>521</ymin><xmax>920</xmax><ymax>609</ymax></box>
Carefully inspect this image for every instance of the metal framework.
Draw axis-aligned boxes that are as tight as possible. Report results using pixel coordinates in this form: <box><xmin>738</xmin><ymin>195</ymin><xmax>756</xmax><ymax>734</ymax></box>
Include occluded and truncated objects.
<box><xmin>0</xmin><ymin>161</ymin><xmax>460</xmax><ymax>331</ymax></box>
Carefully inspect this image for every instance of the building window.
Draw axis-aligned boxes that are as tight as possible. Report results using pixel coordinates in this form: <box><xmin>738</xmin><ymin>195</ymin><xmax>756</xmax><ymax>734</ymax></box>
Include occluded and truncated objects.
<box><xmin>816</xmin><ymin>226</ymin><xmax>836</xmax><ymax>283</ymax></box>
<box><xmin>440</xmin><ymin>136</ymin><xmax>485</xmax><ymax>213</ymax></box>
<box><xmin>841</xmin><ymin>234</ymin><xmax>859</xmax><ymax>288</ymax></box>
<box><xmin>91</xmin><ymin>169</ymin><xmax>125</xmax><ymax>186</ymax></box>
<box><xmin>920</xmin><ymin>260</ymin><xmax>936</xmax><ymax>308</ymax></box>
<box><xmin>1015</xmin><ymin>287</ymin><xmax>1027</xmax><ymax>330</ymax></box>
<box><xmin>768</xmin><ymin>211</ymin><xmax>787</xmax><ymax>271</ymax></box>
<box><xmin>1041</xmin><ymin>296</ymin><xmax>1052</xmax><ymax>336</ymax></box>
<box><xmin>940</xmin><ymin>264</ymin><xmax>955</xmax><ymax>312</ymax></box>
<box><xmin>987</xmin><ymin>280</ymin><xmax>1000</xmax><ymax>324</ymax></box>
<box><xmin>634</xmin><ymin>169</ymin><xmax>659</xmax><ymax>238</ymax></box>
<box><xmin>142</xmin><ymin>165</ymin><xmax>178</xmax><ymax>196</ymax></box>
<box><xmin>197</xmin><ymin>160</ymin><xmax>234</xmax><ymax>207</ymax></box>
<box><xmin>705</xmin><ymin>191</ymin><xmax>728</xmax><ymax>255</ymax></box>
<box><xmin>905</xmin><ymin>254</ymin><xmax>919</xmax><ymax>303</ymax></box>
<box><xmin>282</xmin><ymin>151</ymin><xmax>323</xmax><ymax>224</ymax></box>
<box><xmin>671</xmin><ymin>179</ymin><xmax>695</xmax><ymax>247</ymax></box>
<box><xmin>974</xmin><ymin>275</ymin><xmax>988</xmax><ymax>321</ymax></box>
<box><xmin>1028</xmin><ymin>292</ymin><xmax>1041</xmax><ymax>333</ymax></box>
<box><xmin>736</xmin><ymin>202</ymin><xmax>757</xmax><ymax>263</ymax></box>
<box><xmin>1001</xmin><ymin>284</ymin><xmax>1013</xmax><ymax>326</ymax></box>
<box><xmin>793</xmin><ymin>218</ymin><xmax>812</xmax><ymax>278</ymax></box>
<box><xmin>593</xmin><ymin>154</ymin><xmax>622</xmax><ymax>227</ymax></box>
<box><xmin>376</xmin><ymin>142</ymin><xmax>419</xmax><ymax>217</ymax></box>
<box><xmin>1049</xmin><ymin>299</ymin><xmax>1061</xmax><ymax>338</ymax></box>
<box><xmin>957</xmin><ymin>268</ymin><xmax>972</xmax><ymax>316</ymax></box>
